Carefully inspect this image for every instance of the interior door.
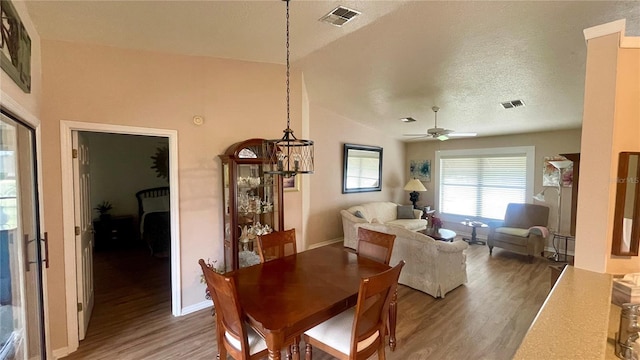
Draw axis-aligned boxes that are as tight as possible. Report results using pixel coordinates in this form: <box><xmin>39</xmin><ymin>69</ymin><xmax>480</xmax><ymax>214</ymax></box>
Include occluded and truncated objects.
<box><xmin>0</xmin><ymin>110</ymin><xmax>46</xmax><ymax>359</ymax></box>
<box><xmin>73</xmin><ymin>131</ymin><xmax>94</xmax><ymax>340</ymax></box>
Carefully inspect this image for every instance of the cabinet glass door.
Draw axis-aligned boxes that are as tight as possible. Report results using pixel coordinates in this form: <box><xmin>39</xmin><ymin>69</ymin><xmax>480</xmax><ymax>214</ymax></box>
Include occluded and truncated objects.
<box><xmin>220</xmin><ymin>139</ymin><xmax>283</xmax><ymax>272</ymax></box>
<box><xmin>0</xmin><ymin>111</ymin><xmax>46</xmax><ymax>359</ymax></box>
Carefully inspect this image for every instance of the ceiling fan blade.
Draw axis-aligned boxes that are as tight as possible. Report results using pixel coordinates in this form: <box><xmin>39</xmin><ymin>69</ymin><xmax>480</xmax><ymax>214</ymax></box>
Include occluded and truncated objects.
<box><xmin>403</xmin><ymin>134</ymin><xmax>430</xmax><ymax>137</ymax></box>
<box><xmin>448</xmin><ymin>132</ymin><xmax>477</xmax><ymax>137</ymax></box>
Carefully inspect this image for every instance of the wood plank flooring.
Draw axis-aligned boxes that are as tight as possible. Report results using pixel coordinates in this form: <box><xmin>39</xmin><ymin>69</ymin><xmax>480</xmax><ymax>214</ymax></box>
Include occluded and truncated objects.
<box><xmin>61</xmin><ymin>240</ymin><xmax>554</xmax><ymax>360</ymax></box>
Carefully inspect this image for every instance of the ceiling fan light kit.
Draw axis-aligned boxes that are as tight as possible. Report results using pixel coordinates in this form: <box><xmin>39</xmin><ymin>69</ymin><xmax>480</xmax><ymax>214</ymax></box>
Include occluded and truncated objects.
<box><xmin>402</xmin><ymin>105</ymin><xmax>476</xmax><ymax>141</ymax></box>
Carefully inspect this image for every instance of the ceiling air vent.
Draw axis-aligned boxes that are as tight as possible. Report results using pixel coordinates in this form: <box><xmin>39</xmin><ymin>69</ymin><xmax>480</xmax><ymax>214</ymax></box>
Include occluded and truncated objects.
<box><xmin>320</xmin><ymin>6</ymin><xmax>361</xmax><ymax>27</ymax></box>
<box><xmin>400</xmin><ymin>117</ymin><xmax>417</xmax><ymax>123</ymax></box>
<box><xmin>501</xmin><ymin>99</ymin><xmax>526</xmax><ymax>109</ymax></box>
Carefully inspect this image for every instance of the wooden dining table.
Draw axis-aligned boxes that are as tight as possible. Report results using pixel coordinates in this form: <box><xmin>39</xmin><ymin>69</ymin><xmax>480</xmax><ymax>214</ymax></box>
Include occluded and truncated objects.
<box><xmin>229</xmin><ymin>245</ymin><xmax>396</xmax><ymax>360</ymax></box>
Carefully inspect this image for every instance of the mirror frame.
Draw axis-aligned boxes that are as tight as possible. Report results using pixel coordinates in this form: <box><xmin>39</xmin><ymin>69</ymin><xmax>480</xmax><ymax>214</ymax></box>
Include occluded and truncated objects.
<box><xmin>342</xmin><ymin>144</ymin><xmax>383</xmax><ymax>194</ymax></box>
<box><xmin>612</xmin><ymin>152</ymin><xmax>640</xmax><ymax>256</ymax></box>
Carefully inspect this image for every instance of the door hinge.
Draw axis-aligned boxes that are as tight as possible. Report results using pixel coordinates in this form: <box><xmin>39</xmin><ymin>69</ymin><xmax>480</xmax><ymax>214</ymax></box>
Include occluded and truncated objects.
<box><xmin>72</xmin><ymin>149</ymin><xmax>78</xmax><ymax>158</ymax></box>
<box><xmin>75</xmin><ymin>226</ymin><xmax>80</xmax><ymax>236</ymax></box>
<box><xmin>77</xmin><ymin>302</ymin><xmax>83</xmax><ymax>312</ymax></box>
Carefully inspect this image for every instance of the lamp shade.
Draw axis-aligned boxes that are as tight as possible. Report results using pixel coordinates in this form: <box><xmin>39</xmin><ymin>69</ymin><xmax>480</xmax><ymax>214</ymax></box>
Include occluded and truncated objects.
<box><xmin>548</xmin><ymin>160</ymin><xmax>572</xmax><ymax>170</ymax></box>
<box><xmin>533</xmin><ymin>190</ymin><xmax>546</xmax><ymax>202</ymax></box>
<box><xmin>404</xmin><ymin>179</ymin><xmax>427</xmax><ymax>192</ymax></box>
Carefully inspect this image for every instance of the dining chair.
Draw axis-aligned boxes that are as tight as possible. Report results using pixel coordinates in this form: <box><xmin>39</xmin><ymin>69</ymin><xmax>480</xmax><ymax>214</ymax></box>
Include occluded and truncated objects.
<box><xmin>303</xmin><ymin>260</ymin><xmax>405</xmax><ymax>360</ymax></box>
<box><xmin>198</xmin><ymin>259</ymin><xmax>298</xmax><ymax>360</ymax></box>
<box><xmin>256</xmin><ymin>228</ymin><xmax>297</xmax><ymax>263</ymax></box>
<box><xmin>356</xmin><ymin>227</ymin><xmax>396</xmax><ymax>265</ymax></box>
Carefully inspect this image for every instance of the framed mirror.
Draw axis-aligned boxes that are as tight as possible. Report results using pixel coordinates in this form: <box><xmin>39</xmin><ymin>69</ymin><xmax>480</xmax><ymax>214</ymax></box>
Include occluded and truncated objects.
<box><xmin>612</xmin><ymin>152</ymin><xmax>640</xmax><ymax>256</ymax></box>
<box><xmin>342</xmin><ymin>144</ymin><xmax>383</xmax><ymax>194</ymax></box>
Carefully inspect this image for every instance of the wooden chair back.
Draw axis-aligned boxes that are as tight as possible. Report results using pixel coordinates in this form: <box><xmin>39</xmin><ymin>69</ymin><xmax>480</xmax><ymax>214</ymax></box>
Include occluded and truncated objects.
<box><xmin>351</xmin><ymin>260</ymin><xmax>405</xmax><ymax>360</ymax></box>
<box><xmin>198</xmin><ymin>259</ymin><xmax>254</xmax><ymax>359</ymax></box>
<box><xmin>356</xmin><ymin>228</ymin><xmax>396</xmax><ymax>265</ymax></box>
<box><xmin>256</xmin><ymin>229</ymin><xmax>297</xmax><ymax>263</ymax></box>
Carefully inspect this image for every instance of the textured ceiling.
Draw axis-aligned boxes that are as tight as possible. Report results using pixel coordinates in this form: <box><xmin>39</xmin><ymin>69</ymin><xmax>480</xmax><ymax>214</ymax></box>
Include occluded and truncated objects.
<box><xmin>25</xmin><ymin>1</ymin><xmax>640</xmax><ymax>141</ymax></box>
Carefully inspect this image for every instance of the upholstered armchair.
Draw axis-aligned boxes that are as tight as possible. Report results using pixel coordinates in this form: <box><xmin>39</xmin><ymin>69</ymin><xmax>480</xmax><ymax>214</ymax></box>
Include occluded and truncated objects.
<box><xmin>487</xmin><ymin>203</ymin><xmax>550</xmax><ymax>262</ymax></box>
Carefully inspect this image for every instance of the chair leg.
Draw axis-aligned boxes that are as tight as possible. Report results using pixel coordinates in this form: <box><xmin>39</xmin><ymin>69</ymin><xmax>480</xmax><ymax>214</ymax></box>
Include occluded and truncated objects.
<box><xmin>527</xmin><ymin>255</ymin><xmax>533</xmax><ymax>263</ymax></box>
<box><xmin>489</xmin><ymin>246</ymin><xmax>493</xmax><ymax>255</ymax></box>
<box><xmin>378</xmin><ymin>345</ymin><xmax>386</xmax><ymax>360</ymax></box>
<box><xmin>305</xmin><ymin>343</ymin><xmax>312</xmax><ymax>360</ymax></box>
<box><xmin>292</xmin><ymin>336</ymin><xmax>300</xmax><ymax>360</ymax></box>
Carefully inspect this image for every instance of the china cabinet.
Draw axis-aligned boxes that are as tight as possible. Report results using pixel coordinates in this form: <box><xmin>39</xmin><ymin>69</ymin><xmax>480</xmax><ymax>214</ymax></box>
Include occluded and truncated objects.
<box><xmin>219</xmin><ymin>138</ymin><xmax>283</xmax><ymax>271</ymax></box>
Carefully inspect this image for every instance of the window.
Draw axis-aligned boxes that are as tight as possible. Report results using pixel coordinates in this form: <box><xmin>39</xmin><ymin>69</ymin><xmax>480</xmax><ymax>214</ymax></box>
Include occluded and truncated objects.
<box><xmin>436</xmin><ymin>146</ymin><xmax>535</xmax><ymax>220</ymax></box>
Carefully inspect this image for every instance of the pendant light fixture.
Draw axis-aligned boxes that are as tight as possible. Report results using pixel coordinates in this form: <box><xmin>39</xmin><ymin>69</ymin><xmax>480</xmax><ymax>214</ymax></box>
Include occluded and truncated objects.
<box><xmin>264</xmin><ymin>0</ymin><xmax>314</xmax><ymax>178</ymax></box>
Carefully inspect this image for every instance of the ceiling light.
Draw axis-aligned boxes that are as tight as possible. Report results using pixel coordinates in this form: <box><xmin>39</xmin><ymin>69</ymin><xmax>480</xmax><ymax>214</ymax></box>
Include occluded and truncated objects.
<box><xmin>448</xmin><ymin>132</ymin><xmax>478</xmax><ymax>137</ymax></box>
<box><xmin>264</xmin><ymin>0</ymin><xmax>314</xmax><ymax>178</ymax></box>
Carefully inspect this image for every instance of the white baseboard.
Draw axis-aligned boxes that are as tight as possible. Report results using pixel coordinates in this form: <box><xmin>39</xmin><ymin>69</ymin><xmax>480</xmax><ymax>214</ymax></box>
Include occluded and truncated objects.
<box><xmin>181</xmin><ymin>300</ymin><xmax>212</xmax><ymax>316</ymax></box>
<box><xmin>307</xmin><ymin>238</ymin><xmax>343</xmax><ymax>250</ymax></box>
<box><xmin>52</xmin><ymin>346</ymin><xmax>71</xmax><ymax>359</ymax></box>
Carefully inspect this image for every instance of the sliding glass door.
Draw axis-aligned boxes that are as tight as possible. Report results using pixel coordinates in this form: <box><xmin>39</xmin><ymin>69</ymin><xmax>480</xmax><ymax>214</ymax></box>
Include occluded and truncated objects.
<box><xmin>0</xmin><ymin>110</ymin><xmax>46</xmax><ymax>359</ymax></box>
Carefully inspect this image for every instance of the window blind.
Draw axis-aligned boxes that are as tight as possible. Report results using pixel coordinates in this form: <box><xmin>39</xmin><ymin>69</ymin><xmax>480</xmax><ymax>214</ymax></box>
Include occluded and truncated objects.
<box><xmin>439</xmin><ymin>154</ymin><xmax>527</xmax><ymax>220</ymax></box>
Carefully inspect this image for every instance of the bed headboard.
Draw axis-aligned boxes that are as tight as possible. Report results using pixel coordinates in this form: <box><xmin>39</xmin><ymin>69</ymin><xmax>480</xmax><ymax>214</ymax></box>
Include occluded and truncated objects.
<box><xmin>135</xmin><ymin>187</ymin><xmax>170</xmax><ymax>219</ymax></box>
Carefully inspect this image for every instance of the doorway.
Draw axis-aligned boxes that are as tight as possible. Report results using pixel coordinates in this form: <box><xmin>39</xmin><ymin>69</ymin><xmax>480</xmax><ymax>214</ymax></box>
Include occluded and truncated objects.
<box><xmin>60</xmin><ymin>121</ymin><xmax>180</xmax><ymax>353</ymax></box>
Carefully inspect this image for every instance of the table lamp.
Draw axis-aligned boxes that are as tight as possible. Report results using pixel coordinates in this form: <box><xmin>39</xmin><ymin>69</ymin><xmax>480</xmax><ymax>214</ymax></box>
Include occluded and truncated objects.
<box><xmin>404</xmin><ymin>178</ymin><xmax>427</xmax><ymax>209</ymax></box>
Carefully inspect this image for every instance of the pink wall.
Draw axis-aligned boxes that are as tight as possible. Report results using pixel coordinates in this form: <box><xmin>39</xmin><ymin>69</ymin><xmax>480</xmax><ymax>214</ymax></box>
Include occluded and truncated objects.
<box><xmin>306</xmin><ymin>105</ymin><xmax>405</xmax><ymax>247</ymax></box>
<box><xmin>40</xmin><ymin>40</ymin><xmax>304</xmax><ymax>350</ymax></box>
<box><xmin>606</xmin><ymin>44</ymin><xmax>640</xmax><ymax>273</ymax></box>
<box><xmin>575</xmin><ymin>28</ymin><xmax>640</xmax><ymax>274</ymax></box>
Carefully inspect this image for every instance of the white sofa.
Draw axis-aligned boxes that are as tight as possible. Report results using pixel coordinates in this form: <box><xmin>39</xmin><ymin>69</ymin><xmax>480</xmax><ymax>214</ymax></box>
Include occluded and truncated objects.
<box><xmin>357</xmin><ymin>222</ymin><xmax>468</xmax><ymax>298</ymax></box>
<box><xmin>341</xmin><ymin>201</ymin><xmax>428</xmax><ymax>249</ymax></box>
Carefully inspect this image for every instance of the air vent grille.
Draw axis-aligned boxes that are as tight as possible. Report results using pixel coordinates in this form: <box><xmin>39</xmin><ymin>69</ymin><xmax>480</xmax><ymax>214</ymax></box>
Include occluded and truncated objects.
<box><xmin>320</xmin><ymin>6</ymin><xmax>361</xmax><ymax>27</ymax></box>
<box><xmin>501</xmin><ymin>99</ymin><xmax>525</xmax><ymax>109</ymax></box>
<box><xmin>400</xmin><ymin>117</ymin><xmax>417</xmax><ymax>123</ymax></box>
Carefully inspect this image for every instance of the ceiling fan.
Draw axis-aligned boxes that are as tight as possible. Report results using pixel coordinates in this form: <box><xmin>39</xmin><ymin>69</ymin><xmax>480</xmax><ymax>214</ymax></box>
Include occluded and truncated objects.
<box><xmin>404</xmin><ymin>106</ymin><xmax>477</xmax><ymax>141</ymax></box>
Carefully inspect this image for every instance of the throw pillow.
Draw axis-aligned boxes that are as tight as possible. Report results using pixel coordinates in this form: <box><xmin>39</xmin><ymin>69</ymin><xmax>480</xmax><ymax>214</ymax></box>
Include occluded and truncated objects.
<box><xmin>354</xmin><ymin>210</ymin><xmax>365</xmax><ymax>219</ymax></box>
<box><xmin>397</xmin><ymin>205</ymin><xmax>415</xmax><ymax>219</ymax></box>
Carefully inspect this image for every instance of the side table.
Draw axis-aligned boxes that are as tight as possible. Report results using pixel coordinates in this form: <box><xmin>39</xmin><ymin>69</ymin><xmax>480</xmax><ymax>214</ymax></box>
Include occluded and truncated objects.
<box><xmin>550</xmin><ymin>233</ymin><xmax>574</xmax><ymax>263</ymax></box>
<box><xmin>461</xmin><ymin>220</ymin><xmax>488</xmax><ymax>245</ymax></box>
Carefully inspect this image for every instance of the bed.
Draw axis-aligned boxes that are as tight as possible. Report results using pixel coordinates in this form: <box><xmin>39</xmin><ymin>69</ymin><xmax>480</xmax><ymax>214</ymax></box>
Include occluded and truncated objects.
<box><xmin>135</xmin><ymin>187</ymin><xmax>170</xmax><ymax>257</ymax></box>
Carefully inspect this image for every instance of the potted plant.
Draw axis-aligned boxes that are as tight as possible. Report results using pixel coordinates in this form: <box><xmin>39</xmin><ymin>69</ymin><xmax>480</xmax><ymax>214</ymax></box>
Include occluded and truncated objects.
<box><xmin>94</xmin><ymin>201</ymin><xmax>113</xmax><ymax>221</ymax></box>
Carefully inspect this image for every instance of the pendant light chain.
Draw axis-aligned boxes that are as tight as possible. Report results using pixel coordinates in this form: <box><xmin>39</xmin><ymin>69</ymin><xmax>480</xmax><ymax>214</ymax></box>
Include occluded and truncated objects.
<box><xmin>286</xmin><ymin>0</ymin><xmax>290</xmax><ymax>130</ymax></box>
<box><xmin>263</xmin><ymin>0</ymin><xmax>314</xmax><ymax>177</ymax></box>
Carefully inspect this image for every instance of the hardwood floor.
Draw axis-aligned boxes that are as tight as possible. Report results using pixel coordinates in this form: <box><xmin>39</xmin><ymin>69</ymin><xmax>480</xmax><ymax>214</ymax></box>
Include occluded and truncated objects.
<box><xmin>61</xmin><ymin>240</ymin><xmax>553</xmax><ymax>360</ymax></box>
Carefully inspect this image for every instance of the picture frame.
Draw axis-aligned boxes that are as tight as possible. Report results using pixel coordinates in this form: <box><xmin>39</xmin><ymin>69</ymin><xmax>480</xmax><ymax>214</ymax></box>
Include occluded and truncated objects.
<box><xmin>1</xmin><ymin>0</ymin><xmax>32</xmax><ymax>93</ymax></box>
<box><xmin>410</xmin><ymin>160</ymin><xmax>431</xmax><ymax>182</ymax></box>
<box><xmin>283</xmin><ymin>175</ymin><xmax>299</xmax><ymax>192</ymax></box>
<box><xmin>543</xmin><ymin>156</ymin><xmax>573</xmax><ymax>187</ymax></box>
<box><xmin>342</xmin><ymin>143</ymin><xmax>383</xmax><ymax>194</ymax></box>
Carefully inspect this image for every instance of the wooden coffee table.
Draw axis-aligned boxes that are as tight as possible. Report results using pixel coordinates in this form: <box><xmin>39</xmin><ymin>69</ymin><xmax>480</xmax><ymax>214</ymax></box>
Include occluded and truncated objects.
<box><xmin>420</xmin><ymin>228</ymin><xmax>456</xmax><ymax>242</ymax></box>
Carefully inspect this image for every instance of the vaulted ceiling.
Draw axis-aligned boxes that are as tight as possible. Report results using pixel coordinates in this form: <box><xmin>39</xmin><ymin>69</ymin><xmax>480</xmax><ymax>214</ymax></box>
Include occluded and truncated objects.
<box><xmin>25</xmin><ymin>1</ymin><xmax>640</xmax><ymax>140</ymax></box>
